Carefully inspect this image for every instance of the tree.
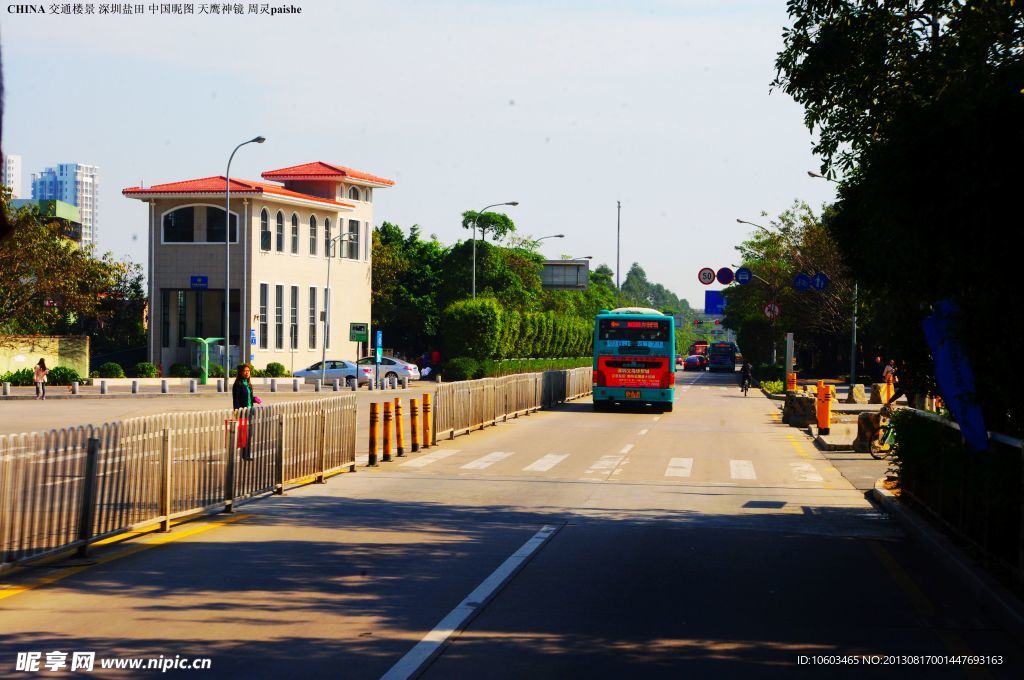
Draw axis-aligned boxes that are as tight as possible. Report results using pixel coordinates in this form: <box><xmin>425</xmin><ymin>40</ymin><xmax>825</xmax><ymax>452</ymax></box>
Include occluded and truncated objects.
<box><xmin>460</xmin><ymin>210</ymin><xmax>517</xmax><ymax>242</ymax></box>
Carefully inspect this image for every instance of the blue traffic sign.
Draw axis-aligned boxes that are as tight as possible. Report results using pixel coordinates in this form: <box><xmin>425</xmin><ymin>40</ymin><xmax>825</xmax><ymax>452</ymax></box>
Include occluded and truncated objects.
<box><xmin>375</xmin><ymin>330</ymin><xmax>383</xmax><ymax>364</ymax></box>
<box><xmin>793</xmin><ymin>273</ymin><xmax>811</xmax><ymax>292</ymax></box>
<box><xmin>250</xmin><ymin>329</ymin><xmax>257</xmax><ymax>346</ymax></box>
<box><xmin>190</xmin><ymin>275</ymin><xmax>208</xmax><ymax>290</ymax></box>
<box><xmin>811</xmin><ymin>271</ymin><xmax>830</xmax><ymax>291</ymax></box>
<box><xmin>716</xmin><ymin>267</ymin><xmax>734</xmax><ymax>285</ymax></box>
<box><xmin>735</xmin><ymin>267</ymin><xmax>752</xmax><ymax>285</ymax></box>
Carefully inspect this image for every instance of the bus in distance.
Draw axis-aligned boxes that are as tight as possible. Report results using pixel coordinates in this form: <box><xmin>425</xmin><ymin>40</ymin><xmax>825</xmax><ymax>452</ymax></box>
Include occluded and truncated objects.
<box><xmin>688</xmin><ymin>339</ymin><xmax>709</xmax><ymax>356</ymax></box>
<box><xmin>707</xmin><ymin>341</ymin><xmax>740</xmax><ymax>372</ymax></box>
<box><xmin>592</xmin><ymin>307</ymin><xmax>676</xmax><ymax>412</ymax></box>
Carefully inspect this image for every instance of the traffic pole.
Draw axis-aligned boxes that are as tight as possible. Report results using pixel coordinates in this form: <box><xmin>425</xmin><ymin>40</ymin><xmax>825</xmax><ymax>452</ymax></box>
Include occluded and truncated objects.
<box><xmin>422</xmin><ymin>393</ymin><xmax>432</xmax><ymax>448</ymax></box>
<box><xmin>410</xmin><ymin>398</ymin><xmax>420</xmax><ymax>452</ymax></box>
<box><xmin>368</xmin><ymin>402</ymin><xmax>379</xmax><ymax>467</ymax></box>
<box><xmin>382</xmin><ymin>401</ymin><xmax>393</xmax><ymax>462</ymax></box>
<box><xmin>394</xmin><ymin>397</ymin><xmax>405</xmax><ymax>457</ymax></box>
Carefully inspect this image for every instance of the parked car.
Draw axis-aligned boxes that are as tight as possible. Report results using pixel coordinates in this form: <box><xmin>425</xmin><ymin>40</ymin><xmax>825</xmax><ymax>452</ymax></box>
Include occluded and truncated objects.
<box><xmin>357</xmin><ymin>355</ymin><xmax>421</xmax><ymax>381</ymax></box>
<box><xmin>293</xmin><ymin>360</ymin><xmax>372</xmax><ymax>385</ymax></box>
<box><xmin>682</xmin><ymin>355</ymin><xmax>704</xmax><ymax>371</ymax></box>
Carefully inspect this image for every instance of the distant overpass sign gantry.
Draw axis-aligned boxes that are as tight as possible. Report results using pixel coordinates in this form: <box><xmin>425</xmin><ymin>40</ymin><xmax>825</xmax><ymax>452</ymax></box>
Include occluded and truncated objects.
<box><xmin>542</xmin><ymin>260</ymin><xmax>589</xmax><ymax>290</ymax></box>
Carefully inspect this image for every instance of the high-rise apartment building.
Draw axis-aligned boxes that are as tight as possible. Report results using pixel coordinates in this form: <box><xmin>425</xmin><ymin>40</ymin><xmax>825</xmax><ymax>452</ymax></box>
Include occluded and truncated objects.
<box><xmin>31</xmin><ymin>163</ymin><xmax>99</xmax><ymax>248</ymax></box>
<box><xmin>2</xmin><ymin>154</ymin><xmax>22</xmax><ymax>198</ymax></box>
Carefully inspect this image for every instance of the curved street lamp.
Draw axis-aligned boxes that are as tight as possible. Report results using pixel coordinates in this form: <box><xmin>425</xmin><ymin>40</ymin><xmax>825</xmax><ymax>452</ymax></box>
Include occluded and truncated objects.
<box><xmin>224</xmin><ymin>135</ymin><xmax>265</xmax><ymax>382</ymax></box>
<box><xmin>472</xmin><ymin>201</ymin><xmax>518</xmax><ymax>299</ymax></box>
<box><xmin>536</xmin><ymin>233</ymin><xmax>565</xmax><ymax>242</ymax></box>
<box><xmin>320</xmin><ymin>232</ymin><xmax>355</xmax><ymax>384</ymax></box>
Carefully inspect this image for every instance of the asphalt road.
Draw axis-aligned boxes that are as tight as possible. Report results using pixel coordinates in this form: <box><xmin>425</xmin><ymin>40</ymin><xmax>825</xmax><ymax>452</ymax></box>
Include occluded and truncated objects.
<box><xmin>1</xmin><ymin>370</ymin><xmax>1020</xmax><ymax>678</ymax></box>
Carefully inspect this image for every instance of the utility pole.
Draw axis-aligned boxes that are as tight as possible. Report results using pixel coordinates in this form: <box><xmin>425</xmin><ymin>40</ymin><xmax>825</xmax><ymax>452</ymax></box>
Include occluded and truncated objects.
<box><xmin>616</xmin><ymin>200</ymin><xmax>621</xmax><ymax>290</ymax></box>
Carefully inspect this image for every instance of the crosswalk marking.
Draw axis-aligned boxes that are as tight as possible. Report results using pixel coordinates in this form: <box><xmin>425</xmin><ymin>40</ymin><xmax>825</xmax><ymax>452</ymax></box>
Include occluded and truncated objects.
<box><xmin>620</xmin><ymin>444</ymin><xmax>634</xmax><ymax>454</ymax></box>
<box><xmin>790</xmin><ymin>462</ymin><xmax>823</xmax><ymax>482</ymax></box>
<box><xmin>665</xmin><ymin>458</ymin><xmax>693</xmax><ymax>478</ymax></box>
<box><xmin>638</xmin><ymin>429</ymin><xmax>649</xmax><ymax>436</ymax></box>
<box><xmin>586</xmin><ymin>455</ymin><xmax>625</xmax><ymax>473</ymax></box>
<box><xmin>729</xmin><ymin>459</ymin><xmax>757</xmax><ymax>480</ymax></box>
<box><xmin>523</xmin><ymin>454</ymin><xmax>568</xmax><ymax>472</ymax></box>
<box><xmin>461</xmin><ymin>451</ymin><xmax>514</xmax><ymax>470</ymax></box>
<box><xmin>401</xmin><ymin>450</ymin><xmax>460</xmax><ymax>468</ymax></box>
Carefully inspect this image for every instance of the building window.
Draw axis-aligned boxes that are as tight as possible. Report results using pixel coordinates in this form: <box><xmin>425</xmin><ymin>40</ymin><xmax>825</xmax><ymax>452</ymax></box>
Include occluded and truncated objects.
<box><xmin>275</xmin><ymin>211</ymin><xmax>284</xmax><ymax>252</ymax></box>
<box><xmin>195</xmin><ymin>290</ymin><xmax>204</xmax><ymax>338</ymax></box>
<box><xmin>323</xmin><ymin>287</ymin><xmax>331</xmax><ymax>349</ymax></box>
<box><xmin>206</xmin><ymin>207</ymin><xmax>238</xmax><ymax>243</ymax></box>
<box><xmin>260</xmin><ymin>209</ymin><xmax>270</xmax><ymax>251</ymax></box>
<box><xmin>290</xmin><ymin>214</ymin><xmax>299</xmax><ymax>254</ymax></box>
<box><xmin>348</xmin><ymin>186</ymin><xmax>360</xmax><ymax>201</ymax></box>
<box><xmin>274</xmin><ymin>285</ymin><xmax>284</xmax><ymax>350</ymax></box>
<box><xmin>177</xmin><ymin>290</ymin><xmax>186</xmax><ymax>347</ymax></box>
<box><xmin>324</xmin><ymin>218</ymin><xmax>331</xmax><ymax>257</ymax></box>
<box><xmin>163</xmin><ymin>207</ymin><xmax>195</xmax><ymax>242</ymax></box>
<box><xmin>309</xmin><ymin>215</ymin><xmax>317</xmax><ymax>255</ymax></box>
<box><xmin>308</xmin><ymin>286</ymin><xmax>317</xmax><ymax>349</ymax></box>
<box><xmin>259</xmin><ymin>284</ymin><xmax>268</xmax><ymax>350</ymax></box>
<box><xmin>290</xmin><ymin>286</ymin><xmax>299</xmax><ymax>350</ymax></box>
<box><xmin>365</xmin><ymin>188</ymin><xmax>372</xmax><ymax>203</ymax></box>
<box><xmin>347</xmin><ymin>220</ymin><xmax>359</xmax><ymax>259</ymax></box>
<box><xmin>161</xmin><ymin>289</ymin><xmax>170</xmax><ymax>348</ymax></box>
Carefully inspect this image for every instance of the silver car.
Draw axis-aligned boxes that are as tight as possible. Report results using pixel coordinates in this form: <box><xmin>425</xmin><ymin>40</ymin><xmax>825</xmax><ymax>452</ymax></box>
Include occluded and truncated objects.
<box><xmin>293</xmin><ymin>360</ymin><xmax>373</xmax><ymax>385</ymax></box>
<box><xmin>357</xmin><ymin>355</ymin><xmax>421</xmax><ymax>381</ymax></box>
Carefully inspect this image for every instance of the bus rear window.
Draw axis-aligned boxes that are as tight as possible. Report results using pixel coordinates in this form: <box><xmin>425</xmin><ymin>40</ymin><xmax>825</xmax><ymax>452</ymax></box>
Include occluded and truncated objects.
<box><xmin>598</xmin><ymin>318</ymin><xmax>670</xmax><ymax>342</ymax></box>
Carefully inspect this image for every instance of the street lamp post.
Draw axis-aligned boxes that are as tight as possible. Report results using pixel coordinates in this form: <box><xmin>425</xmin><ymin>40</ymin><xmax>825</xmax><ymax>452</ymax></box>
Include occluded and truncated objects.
<box><xmin>536</xmin><ymin>234</ymin><xmax>565</xmax><ymax>243</ymax></box>
<box><xmin>472</xmin><ymin>201</ymin><xmax>518</xmax><ymax>299</ymax></box>
<box><xmin>224</xmin><ymin>135</ymin><xmax>265</xmax><ymax>380</ymax></box>
<box><xmin>320</xmin><ymin>233</ymin><xmax>354</xmax><ymax>383</ymax></box>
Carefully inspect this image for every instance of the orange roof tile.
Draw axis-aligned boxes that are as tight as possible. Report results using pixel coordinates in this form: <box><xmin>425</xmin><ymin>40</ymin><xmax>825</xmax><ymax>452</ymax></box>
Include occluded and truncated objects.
<box><xmin>261</xmin><ymin>162</ymin><xmax>395</xmax><ymax>186</ymax></box>
<box><xmin>122</xmin><ymin>176</ymin><xmax>354</xmax><ymax>208</ymax></box>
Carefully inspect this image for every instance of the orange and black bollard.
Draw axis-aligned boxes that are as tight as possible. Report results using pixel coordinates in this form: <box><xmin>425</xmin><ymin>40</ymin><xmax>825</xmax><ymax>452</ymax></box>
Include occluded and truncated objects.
<box><xmin>786</xmin><ymin>372</ymin><xmax>797</xmax><ymax>392</ymax></box>
<box><xmin>368</xmin><ymin>402</ymin><xmax>379</xmax><ymax>467</ymax></box>
<box><xmin>394</xmin><ymin>397</ymin><xmax>405</xmax><ymax>457</ymax></box>
<box><xmin>382</xmin><ymin>401</ymin><xmax>393</xmax><ymax>462</ymax></box>
<box><xmin>422</xmin><ymin>393</ymin><xmax>433</xmax><ymax>449</ymax></box>
<box><xmin>885</xmin><ymin>374</ymin><xmax>894</xmax><ymax>404</ymax></box>
<box><xmin>816</xmin><ymin>380</ymin><xmax>834</xmax><ymax>435</ymax></box>
<box><xmin>410</xmin><ymin>398</ymin><xmax>420</xmax><ymax>452</ymax></box>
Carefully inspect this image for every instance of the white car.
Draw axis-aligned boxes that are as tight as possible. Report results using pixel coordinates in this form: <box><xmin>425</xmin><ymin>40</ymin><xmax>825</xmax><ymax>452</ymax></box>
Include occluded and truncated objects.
<box><xmin>293</xmin><ymin>360</ymin><xmax>373</xmax><ymax>385</ymax></box>
<box><xmin>357</xmin><ymin>355</ymin><xmax>421</xmax><ymax>381</ymax></box>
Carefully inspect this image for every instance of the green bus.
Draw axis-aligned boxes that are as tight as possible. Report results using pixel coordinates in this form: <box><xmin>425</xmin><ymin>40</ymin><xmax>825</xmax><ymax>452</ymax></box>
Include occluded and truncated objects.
<box><xmin>592</xmin><ymin>307</ymin><xmax>676</xmax><ymax>412</ymax></box>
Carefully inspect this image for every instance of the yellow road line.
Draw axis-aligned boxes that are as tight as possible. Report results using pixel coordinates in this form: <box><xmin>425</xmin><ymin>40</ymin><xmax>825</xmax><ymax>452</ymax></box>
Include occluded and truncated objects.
<box><xmin>0</xmin><ymin>513</ymin><xmax>250</xmax><ymax>603</ymax></box>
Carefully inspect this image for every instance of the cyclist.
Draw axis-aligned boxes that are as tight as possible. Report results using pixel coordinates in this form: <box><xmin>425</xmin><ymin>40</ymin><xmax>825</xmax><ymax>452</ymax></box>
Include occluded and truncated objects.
<box><xmin>739</xmin><ymin>360</ymin><xmax>753</xmax><ymax>395</ymax></box>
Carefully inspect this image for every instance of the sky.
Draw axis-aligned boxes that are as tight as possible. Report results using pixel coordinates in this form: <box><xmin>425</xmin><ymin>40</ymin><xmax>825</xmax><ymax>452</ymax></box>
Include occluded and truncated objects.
<box><xmin>2</xmin><ymin>0</ymin><xmax>836</xmax><ymax>309</ymax></box>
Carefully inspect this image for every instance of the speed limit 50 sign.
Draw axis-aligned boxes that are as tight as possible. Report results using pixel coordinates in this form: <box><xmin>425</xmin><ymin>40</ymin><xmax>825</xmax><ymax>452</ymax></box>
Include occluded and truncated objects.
<box><xmin>698</xmin><ymin>267</ymin><xmax>716</xmax><ymax>285</ymax></box>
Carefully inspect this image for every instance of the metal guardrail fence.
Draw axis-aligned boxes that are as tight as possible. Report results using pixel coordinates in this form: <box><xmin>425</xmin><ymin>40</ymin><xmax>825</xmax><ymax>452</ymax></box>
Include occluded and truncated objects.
<box><xmin>433</xmin><ymin>368</ymin><xmax>591</xmax><ymax>441</ymax></box>
<box><xmin>0</xmin><ymin>394</ymin><xmax>357</xmax><ymax>570</ymax></box>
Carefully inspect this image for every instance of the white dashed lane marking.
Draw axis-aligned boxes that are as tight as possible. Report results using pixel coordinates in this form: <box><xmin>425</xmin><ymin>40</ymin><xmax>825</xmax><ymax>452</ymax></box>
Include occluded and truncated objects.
<box><xmin>620</xmin><ymin>444</ymin><xmax>634</xmax><ymax>454</ymax></box>
<box><xmin>729</xmin><ymin>460</ymin><xmax>757</xmax><ymax>480</ymax></box>
<box><xmin>523</xmin><ymin>454</ymin><xmax>568</xmax><ymax>472</ymax></box>
<box><xmin>790</xmin><ymin>462</ymin><xmax>823</xmax><ymax>482</ymax></box>
<box><xmin>586</xmin><ymin>455</ymin><xmax>626</xmax><ymax>474</ymax></box>
<box><xmin>665</xmin><ymin>458</ymin><xmax>693</xmax><ymax>478</ymax></box>
<box><xmin>401</xmin><ymin>450</ymin><xmax>461</xmax><ymax>468</ymax></box>
<box><xmin>461</xmin><ymin>451</ymin><xmax>514</xmax><ymax>470</ymax></box>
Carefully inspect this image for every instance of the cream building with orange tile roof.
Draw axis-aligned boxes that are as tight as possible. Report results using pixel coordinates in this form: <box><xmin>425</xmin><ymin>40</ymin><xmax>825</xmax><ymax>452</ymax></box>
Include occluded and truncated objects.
<box><xmin>124</xmin><ymin>162</ymin><xmax>393</xmax><ymax>374</ymax></box>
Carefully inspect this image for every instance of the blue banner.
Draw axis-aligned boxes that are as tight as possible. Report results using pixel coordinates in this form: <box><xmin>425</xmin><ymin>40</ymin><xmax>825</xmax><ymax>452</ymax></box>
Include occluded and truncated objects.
<box><xmin>704</xmin><ymin>290</ymin><xmax>725</xmax><ymax>315</ymax></box>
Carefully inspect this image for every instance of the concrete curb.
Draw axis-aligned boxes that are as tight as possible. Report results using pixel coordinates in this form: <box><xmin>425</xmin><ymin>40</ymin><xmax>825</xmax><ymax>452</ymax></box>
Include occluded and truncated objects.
<box><xmin>871</xmin><ymin>480</ymin><xmax>1024</xmax><ymax>644</ymax></box>
<box><xmin>760</xmin><ymin>387</ymin><xmax>785</xmax><ymax>401</ymax></box>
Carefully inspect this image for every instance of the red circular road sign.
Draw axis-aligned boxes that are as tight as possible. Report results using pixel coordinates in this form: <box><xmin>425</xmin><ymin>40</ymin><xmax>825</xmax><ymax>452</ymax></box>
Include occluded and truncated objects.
<box><xmin>698</xmin><ymin>267</ymin><xmax>716</xmax><ymax>285</ymax></box>
<box><xmin>763</xmin><ymin>302</ymin><xmax>780</xmax><ymax>319</ymax></box>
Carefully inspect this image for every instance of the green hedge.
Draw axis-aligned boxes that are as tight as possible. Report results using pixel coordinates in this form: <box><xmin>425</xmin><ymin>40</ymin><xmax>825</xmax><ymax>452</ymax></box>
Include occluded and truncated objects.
<box><xmin>760</xmin><ymin>379</ymin><xmax>784</xmax><ymax>394</ymax></box>
<box><xmin>134</xmin><ymin>362</ymin><xmax>159</xmax><ymax>378</ymax></box>
<box><xmin>0</xmin><ymin>367</ymin><xmax>82</xmax><ymax>386</ymax></box>
<box><xmin>97</xmin><ymin>362</ymin><xmax>126</xmax><ymax>378</ymax></box>
<box><xmin>440</xmin><ymin>299</ymin><xmax>595</xmax><ymax>361</ymax></box>
<box><xmin>443</xmin><ymin>356</ymin><xmax>590</xmax><ymax>380</ymax></box>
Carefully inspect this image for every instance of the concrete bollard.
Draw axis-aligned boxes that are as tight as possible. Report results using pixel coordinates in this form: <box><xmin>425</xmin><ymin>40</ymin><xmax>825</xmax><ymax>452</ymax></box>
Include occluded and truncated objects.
<box><xmin>402</xmin><ymin>376</ymin><xmax>409</xmax><ymax>390</ymax></box>
<box><xmin>368</xmin><ymin>402</ymin><xmax>379</xmax><ymax>467</ymax></box>
<box><xmin>422</xmin><ymin>393</ymin><xmax>432</xmax><ymax>449</ymax></box>
<box><xmin>2</xmin><ymin>382</ymin><xmax>9</xmax><ymax>396</ymax></box>
<box><xmin>293</xmin><ymin>378</ymin><xmax>300</xmax><ymax>392</ymax></box>
<box><xmin>350</xmin><ymin>378</ymin><xmax>357</xmax><ymax>391</ymax></box>
<box><xmin>382</xmin><ymin>401</ymin><xmax>393</xmax><ymax>462</ymax></box>
<box><xmin>99</xmin><ymin>380</ymin><xmax>108</xmax><ymax>395</ymax></box>
<box><xmin>315</xmin><ymin>379</ymin><xmax>322</xmax><ymax>392</ymax></box>
<box><xmin>131</xmin><ymin>380</ymin><xmax>139</xmax><ymax>394</ymax></box>
<box><xmin>72</xmin><ymin>382</ymin><xmax>80</xmax><ymax>395</ymax></box>
<box><xmin>332</xmin><ymin>379</ymin><xmax>339</xmax><ymax>392</ymax></box>
<box><xmin>368</xmin><ymin>378</ymin><xmax>375</xmax><ymax>391</ymax></box>
<box><xmin>270</xmin><ymin>378</ymin><xmax>278</xmax><ymax>393</ymax></box>
<box><xmin>435</xmin><ymin>374</ymin><xmax>442</xmax><ymax>384</ymax></box>
<box><xmin>410</xmin><ymin>398</ymin><xmax>420</xmax><ymax>452</ymax></box>
<box><xmin>394</xmin><ymin>397</ymin><xmax>405</xmax><ymax>457</ymax></box>
<box><xmin>161</xmin><ymin>379</ymin><xmax>168</xmax><ymax>394</ymax></box>
<box><xmin>189</xmin><ymin>379</ymin><xmax>197</xmax><ymax>394</ymax></box>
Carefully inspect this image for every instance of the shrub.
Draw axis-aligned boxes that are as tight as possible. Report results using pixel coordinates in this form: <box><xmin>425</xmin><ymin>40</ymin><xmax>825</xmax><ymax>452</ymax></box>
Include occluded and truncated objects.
<box><xmin>264</xmin><ymin>362</ymin><xmax>289</xmax><ymax>377</ymax></box>
<box><xmin>1</xmin><ymin>368</ymin><xmax>34</xmax><ymax>386</ymax></box>
<box><xmin>89</xmin><ymin>371</ymin><xmax>100</xmax><ymax>378</ymax></box>
<box><xmin>761</xmin><ymin>379</ymin><xmax>784</xmax><ymax>395</ymax></box>
<box><xmin>207</xmin><ymin>363</ymin><xmax>226</xmax><ymax>378</ymax></box>
<box><xmin>134</xmin><ymin>362</ymin><xmax>159</xmax><ymax>378</ymax></box>
<box><xmin>168</xmin><ymin>363</ymin><xmax>193</xmax><ymax>378</ymax></box>
<box><xmin>444</xmin><ymin>357</ymin><xmax>480</xmax><ymax>381</ymax></box>
<box><xmin>756</xmin><ymin>363</ymin><xmax>786</xmax><ymax>382</ymax></box>
<box><xmin>47</xmin><ymin>366</ymin><xmax>83</xmax><ymax>386</ymax></box>
<box><xmin>97</xmin><ymin>361</ymin><xmax>126</xmax><ymax>378</ymax></box>
<box><xmin>441</xmin><ymin>298</ymin><xmax>503</xmax><ymax>360</ymax></box>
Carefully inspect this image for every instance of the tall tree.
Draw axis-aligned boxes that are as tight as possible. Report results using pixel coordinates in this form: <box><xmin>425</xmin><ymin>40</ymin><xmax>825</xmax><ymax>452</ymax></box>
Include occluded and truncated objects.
<box><xmin>460</xmin><ymin>210</ymin><xmax>517</xmax><ymax>242</ymax></box>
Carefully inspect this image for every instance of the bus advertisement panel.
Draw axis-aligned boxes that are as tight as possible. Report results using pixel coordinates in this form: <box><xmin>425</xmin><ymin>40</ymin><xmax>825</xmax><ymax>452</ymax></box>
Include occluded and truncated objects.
<box><xmin>708</xmin><ymin>341</ymin><xmax>739</xmax><ymax>372</ymax></box>
<box><xmin>592</xmin><ymin>309</ymin><xmax>675</xmax><ymax>412</ymax></box>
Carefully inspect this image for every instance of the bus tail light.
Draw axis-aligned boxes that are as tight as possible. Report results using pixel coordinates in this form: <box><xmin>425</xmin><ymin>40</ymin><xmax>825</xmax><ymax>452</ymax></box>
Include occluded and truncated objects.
<box><xmin>593</xmin><ymin>369</ymin><xmax>605</xmax><ymax>386</ymax></box>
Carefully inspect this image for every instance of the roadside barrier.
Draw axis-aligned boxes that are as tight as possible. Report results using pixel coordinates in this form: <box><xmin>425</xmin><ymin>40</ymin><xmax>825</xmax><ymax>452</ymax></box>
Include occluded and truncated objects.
<box><xmin>815</xmin><ymin>380</ymin><xmax>834</xmax><ymax>435</ymax></box>
<box><xmin>368</xmin><ymin>402</ymin><xmax>379</xmax><ymax>467</ymax></box>
<box><xmin>382</xmin><ymin>401</ymin><xmax>393</xmax><ymax>462</ymax></box>
<box><xmin>395</xmin><ymin>398</ymin><xmax>405</xmax><ymax>457</ymax></box>
<box><xmin>410</xmin><ymin>398</ymin><xmax>420</xmax><ymax>452</ymax></box>
<box><xmin>422</xmin><ymin>393</ymin><xmax>432</xmax><ymax>448</ymax></box>
<box><xmin>786</xmin><ymin>372</ymin><xmax>797</xmax><ymax>392</ymax></box>
<box><xmin>0</xmin><ymin>394</ymin><xmax>357</xmax><ymax>571</ymax></box>
<box><xmin>885</xmin><ymin>374</ymin><xmax>894</xmax><ymax>403</ymax></box>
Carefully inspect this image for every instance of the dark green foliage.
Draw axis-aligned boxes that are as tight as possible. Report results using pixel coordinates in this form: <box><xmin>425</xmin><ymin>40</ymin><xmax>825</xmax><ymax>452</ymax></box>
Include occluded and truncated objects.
<box><xmin>264</xmin><ymin>362</ymin><xmax>289</xmax><ymax>377</ymax></box>
<box><xmin>134</xmin><ymin>362</ymin><xmax>159</xmax><ymax>378</ymax></box>
<box><xmin>444</xmin><ymin>357</ymin><xmax>480</xmax><ymax>381</ymax></box>
<box><xmin>444</xmin><ymin>356</ymin><xmax>591</xmax><ymax>380</ymax></box>
<box><xmin>46</xmin><ymin>366</ymin><xmax>82</xmax><ymax>386</ymax></box>
<box><xmin>1</xmin><ymin>368</ymin><xmax>34</xmax><ymax>386</ymax></box>
<box><xmin>756</xmin><ymin>364</ymin><xmax>785</xmax><ymax>382</ymax></box>
<box><xmin>97</xmin><ymin>362</ymin><xmax>125</xmax><ymax>378</ymax></box>
<box><xmin>168</xmin><ymin>363</ymin><xmax>192</xmax><ymax>378</ymax></box>
<box><xmin>207</xmin><ymin>364</ymin><xmax>226</xmax><ymax>378</ymax></box>
<box><xmin>441</xmin><ymin>298</ymin><xmax>503</xmax><ymax>360</ymax></box>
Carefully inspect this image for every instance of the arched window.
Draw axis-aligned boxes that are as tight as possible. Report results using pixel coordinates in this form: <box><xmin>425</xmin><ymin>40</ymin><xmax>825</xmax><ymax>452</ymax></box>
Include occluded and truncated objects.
<box><xmin>324</xmin><ymin>218</ymin><xmax>331</xmax><ymax>257</ymax></box>
<box><xmin>259</xmin><ymin>209</ymin><xmax>270</xmax><ymax>251</ymax></box>
<box><xmin>309</xmin><ymin>215</ymin><xmax>318</xmax><ymax>255</ymax></box>
<box><xmin>275</xmin><ymin>211</ymin><xmax>284</xmax><ymax>252</ymax></box>
<box><xmin>162</xmin><ymin>207</ymin><xmax>195</xmax><ymax>242</ymax></box>
<box><xmin>348</xmin><ymin>186</ymin><xmax>361</xmax><ymax>201</ymax></box>
<box><xmin>290</xmin><ymin>213</ymin><xmax>299</xmax><ymax>254</ymax></box>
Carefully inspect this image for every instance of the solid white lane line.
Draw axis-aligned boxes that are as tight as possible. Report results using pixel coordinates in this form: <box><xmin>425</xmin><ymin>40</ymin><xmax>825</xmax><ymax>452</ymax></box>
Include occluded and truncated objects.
<box><xmin>653</xmin><ymin>416</ymin><xmax>662</xmax><ymax>421</ymax></box>
<box><xmin>730</xmin><ymin>459</ymin><xmax>757</xmax><ymax>480</ymax></box>
<box><xmin>586</xmin><ymin>455</ymin><xmax>625</xmax><ymax>473</ymax></box>
<box><xmin>400</xmin><ymin>450</ymin><xmax>460</xmax><ymax>468</ymax></box>
<box><xmin>638</xmin><ymin>429</ymin><xmax>649</xmax><ymax>436</ymax></box>
<box><xmin>461</xmin><ymin>451</ymin><xmax>514</xmax><ymax>470</ymax></box>
<box><xmin>619</xmin><ymin>444</ymin><xmax>634</xmax><ymax>454</ymax></box>
<box><xmin>381</xmin><ymin>525</ymin><xmax>559</xmax><ymax>680</ymax></box>
<box><xmin>665</xmin><ymin>458</ymin><xmax>693</xmax><ymax>478</ymax></box>
<box><xmin>790</xmin><ymin>462</ymin><xmax>824</xmax><ymax>482</ymax></box>
<box><xmin>523</xmin><ymin>454</ymin><xmax>568</xmax><ymax>472</ymax></box>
